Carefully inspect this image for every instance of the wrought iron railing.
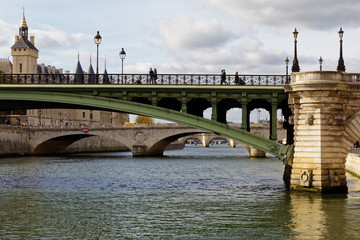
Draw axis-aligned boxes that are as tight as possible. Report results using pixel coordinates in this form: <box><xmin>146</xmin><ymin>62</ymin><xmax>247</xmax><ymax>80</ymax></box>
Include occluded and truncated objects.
<box><xmin>0</xmin><ymin>73</ymin><xmax>289</xmax><ymax>86</ymax></box>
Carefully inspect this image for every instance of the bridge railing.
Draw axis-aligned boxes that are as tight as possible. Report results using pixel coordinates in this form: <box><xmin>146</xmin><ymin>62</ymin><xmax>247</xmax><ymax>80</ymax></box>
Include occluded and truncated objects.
<box><xmin>0</xmin><ymin>73</ymin><xmax>288</xmax><ymax>86</ymax></box>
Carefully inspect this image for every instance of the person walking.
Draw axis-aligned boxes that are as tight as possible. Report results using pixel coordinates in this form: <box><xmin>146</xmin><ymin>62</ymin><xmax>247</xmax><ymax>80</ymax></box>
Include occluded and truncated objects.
<box><xmin>221</xmin><ymin>69</ymin><xmax>227</xmax><ymax>85</ymax></box>
<box><xmin>154</xmin><ymin>68</ymin><xmax>158</xmax><ymax>84</ymax></box>
<box><xmin>149</xmin><ymin>68</ymin><xmax>154</xmax><ymax>84</ymax></box>
<box><xmin>234</xmin><ymin>72</ymin><xmax>239</xmax><ymax>85</ymax></box>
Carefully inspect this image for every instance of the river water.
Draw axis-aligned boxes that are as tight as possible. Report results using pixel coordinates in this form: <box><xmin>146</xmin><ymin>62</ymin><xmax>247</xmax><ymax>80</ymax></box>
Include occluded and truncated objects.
<box><xmin>0</xmin><ymin>145</ymin><xmax>360</xmax><ymax>239</ymax></box>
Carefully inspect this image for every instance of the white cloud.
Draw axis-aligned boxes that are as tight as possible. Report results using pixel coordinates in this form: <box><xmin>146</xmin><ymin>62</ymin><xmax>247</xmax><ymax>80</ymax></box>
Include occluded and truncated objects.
<box><xmin>158</xmin><ymin>15</ymin><xmax>236</xmax><ymax>50</ymax></box>
<box><xmin>33</xmin><ymin>25</ymin><xmax>90</xmax><ymax>50</ymax></box>
<box><xmin>203</xmin><ymin>0</ymin><xmax>360</xmax><ymax>30</ymax></box>
<box><xmin>0</xmin><ymin>20</ymin><xmax>17</xmax><ymax>58</ymax></box>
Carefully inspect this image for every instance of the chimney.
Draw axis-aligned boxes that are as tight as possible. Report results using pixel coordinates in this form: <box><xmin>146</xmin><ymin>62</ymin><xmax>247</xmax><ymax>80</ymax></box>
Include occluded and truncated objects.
<box><xmin>15</xmin><ymin>35</ymin><xmax>19</xmax><ymax>42</ymax></box>
<box><xmin>30</xmin><ymin>36</ymin><xmax>35</xmax><ymax>45</ymax></box>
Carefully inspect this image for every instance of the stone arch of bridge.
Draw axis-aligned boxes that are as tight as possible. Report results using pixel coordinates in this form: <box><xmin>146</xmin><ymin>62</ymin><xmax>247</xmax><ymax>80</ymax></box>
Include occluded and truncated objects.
<box><xmin>179</xmin><ymin>134</ymin><xmax>234</xmax><ymax>148</ymax></box>
<box><xmin>32</xmin><ymin>134</ymin><xmax>95</xmax><ymax>154</ymax></box>
<box><xmin>29</xmin><ymin>126</ymin><xmax>205</xmax><ymax>156</ymax></box>
<box><xmin>146</xmin><ymin>132</ymin><xmax>203</xmax><ymax>155</ymax></box>
<box><xmin>0</xmin><ymin>90</ymin><xmax>293</xmax><ymax>163</ymax></box>
<box><xmin>344</xmin><ymin>111</ymin><xmax>360</xmax><ymax>152</ymax></box>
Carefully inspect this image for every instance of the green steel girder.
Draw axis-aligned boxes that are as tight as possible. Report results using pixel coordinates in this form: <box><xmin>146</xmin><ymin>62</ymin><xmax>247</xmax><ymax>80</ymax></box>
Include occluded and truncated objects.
<box><xmin>0</xmin><ymin>90</ymin><xmax>293</xmax><ymax>164</ymax></box>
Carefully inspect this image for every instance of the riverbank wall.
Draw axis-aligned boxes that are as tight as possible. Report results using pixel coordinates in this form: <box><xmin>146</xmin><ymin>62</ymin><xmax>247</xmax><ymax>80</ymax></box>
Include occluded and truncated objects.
<box><xmin>346</xmin><ymin>150</ymin><xmax>360</xmax><ymax>177</ymax></box>
<box><xmin>0</xmin><ymin>125</ymin><xmax>128</xmax><ymax>157</ymax></box>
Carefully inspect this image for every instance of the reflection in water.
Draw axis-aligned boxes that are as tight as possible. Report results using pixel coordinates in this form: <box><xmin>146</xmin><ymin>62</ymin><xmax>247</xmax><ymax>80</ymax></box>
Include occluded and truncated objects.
<box><xmin>289</xmin><ymin>184</ymin><xmax>360</xmax><ymax>240</ymax></box>
<box><xmin>0</xmin><ymin>145</ymin><xmax>359</xmax><ymax>239</ymax></box>
<box><xmin>289</xmin><ymin>193</ymin><xmax>327</xmax><ymax>240</ymax></box>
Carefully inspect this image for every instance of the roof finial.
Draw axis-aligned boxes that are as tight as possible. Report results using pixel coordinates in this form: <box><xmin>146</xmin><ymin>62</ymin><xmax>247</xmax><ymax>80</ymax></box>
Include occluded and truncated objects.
<box><xmin>21</xmin><ymin>7</ymin><xmax>28</xmax><ymax>28</ymax></box>
<box><xmin>90</xmin><ymin>53</ymin><xmax>92</xmax><ymax>64</ymax></box>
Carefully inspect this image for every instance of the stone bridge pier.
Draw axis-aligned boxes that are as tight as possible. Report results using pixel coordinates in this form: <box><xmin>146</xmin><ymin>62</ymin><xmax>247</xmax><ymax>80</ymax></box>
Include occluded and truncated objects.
<box><xmin>285</xmin><ymin>71</ymin><xmax>360</xmax><ymax>193</ymax></box>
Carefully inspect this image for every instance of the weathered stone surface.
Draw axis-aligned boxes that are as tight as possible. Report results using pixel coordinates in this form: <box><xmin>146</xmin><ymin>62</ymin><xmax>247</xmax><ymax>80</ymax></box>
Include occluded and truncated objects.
<box><xmin>285</xmin><ymin>71</ymin><xmax>360</xmax><ymax>193</ymax></box>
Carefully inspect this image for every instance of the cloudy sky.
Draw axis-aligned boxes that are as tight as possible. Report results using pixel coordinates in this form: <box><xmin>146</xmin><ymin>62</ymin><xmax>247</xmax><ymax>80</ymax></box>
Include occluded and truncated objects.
<box><xmin>1</xmin><ymin>0</ymin><xmax>360</xmax><ymax>122</ymax></box>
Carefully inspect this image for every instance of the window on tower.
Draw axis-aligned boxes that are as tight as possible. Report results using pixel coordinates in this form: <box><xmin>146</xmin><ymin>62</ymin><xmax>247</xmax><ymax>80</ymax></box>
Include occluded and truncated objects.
<box><xmin>19</xmin><ymin>63</ymin><xmax>22</xmax><ymax>73</ymax></box>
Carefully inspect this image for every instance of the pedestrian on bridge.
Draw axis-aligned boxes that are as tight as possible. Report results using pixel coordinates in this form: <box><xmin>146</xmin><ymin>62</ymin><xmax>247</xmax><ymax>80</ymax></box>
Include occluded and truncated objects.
<box><xmin>149</xmin><ymin>68</ymin><xmax>154</xmax><ymax>84</ymax></box>
<box><xmin>154</xmin><ymin>68</ymin><xmax>158</xmax><ymax>84</ymax></box>
<box><xmin>234</xmin><ymin>72</ymin><xmax>239</xmax><ymax>84</ymax></box>
<box><xmin>221</xmin><ymin>69</ymin><xmax>227</xmax><ymax>85</ymax></box>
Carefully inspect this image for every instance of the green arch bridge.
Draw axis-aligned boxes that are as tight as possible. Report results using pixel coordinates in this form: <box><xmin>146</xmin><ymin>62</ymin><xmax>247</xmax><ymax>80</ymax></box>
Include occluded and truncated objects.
<box><xmin>0</xmin><ymin>73</ymin><xmax>293</xmax><ymax>164</ymax></box>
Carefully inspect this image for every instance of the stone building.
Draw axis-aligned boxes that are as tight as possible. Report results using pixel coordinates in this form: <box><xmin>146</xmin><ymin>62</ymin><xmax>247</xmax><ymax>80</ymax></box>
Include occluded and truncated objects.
<box><xmin>0</xmin><ymin>58</ymin><xmax>12</xmax><ymax>74</ymax></box>
<box><xmin>3</xmin><ymin>12</ymin><xmax>128</xmax><ymax>126</ymax></box>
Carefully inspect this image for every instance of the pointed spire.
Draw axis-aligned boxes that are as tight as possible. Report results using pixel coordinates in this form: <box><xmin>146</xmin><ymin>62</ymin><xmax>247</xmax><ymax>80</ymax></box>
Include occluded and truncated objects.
<box><xmin>88</xmin><ymin>54</ymin><xmax>95</xmax><ymax>75</ymax></box>
<box><xmin>74</xmin><ymin>53</ymin><xmax>84</xmax><ymax>84</ymax></box>
<box><xmin>19</xmin><ymin>8</ymin><xmax>29</xmax><ymax>39</ymax></box>
<box><xmin>103</xmin><ymin>59</ymin><xmax>111</xmax><ymax>84</ymax></box>
<box><xmin>21</xmin><ymin>8</ymin><xmax>28</xmax><ymax>28</ymax></box>
<box><xmin>75</xmin><ymin>54</ymin><xmax>83</xmax><ymax>74</ymax></box>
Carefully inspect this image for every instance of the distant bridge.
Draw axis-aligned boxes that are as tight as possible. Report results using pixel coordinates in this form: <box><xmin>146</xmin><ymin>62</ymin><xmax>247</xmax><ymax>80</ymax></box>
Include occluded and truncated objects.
<box><xmin>0</xmin><ymin>123</ymin><xmax>286</xmax><ymax>157</ymax></box>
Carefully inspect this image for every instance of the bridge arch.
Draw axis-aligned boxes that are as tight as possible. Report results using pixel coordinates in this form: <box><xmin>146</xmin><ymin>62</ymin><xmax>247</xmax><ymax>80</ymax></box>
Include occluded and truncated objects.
<box><xmin>30</xmin><ymin>126</ymin><xmax>205</xmax><ymax>156</ymax></box>
<box><xmin>0</xmin><ymin>90</ymin><xmax>292</xmax><ymax>163</ymax></box>
<box><xmin>157</xmin><ymin>97</ymin><xmax>181</xmax><ymax>111</ymax></box>
<box><xmin>344</xmin><ymin>111</ymin><xmax>360</xmax><ymax>151</ymax></box>
<box><xmin>32</xmin><ymin>134</ymin><xmax>95</xmax><ymax>154</ymax></box>
<box><xmin>187</xmin><ymin>98</ymin><xmax>210</xmax><ymax>117</ymax></box>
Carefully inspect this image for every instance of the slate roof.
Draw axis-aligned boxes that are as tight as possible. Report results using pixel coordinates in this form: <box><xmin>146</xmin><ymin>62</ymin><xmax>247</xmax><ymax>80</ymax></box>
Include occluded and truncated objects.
<box><xmin>74</xmin><ymin>59</ymin><xmax>84</xmax><ymax>84</ymax></box>
<box><xmin>74</xmin><ymin>59</ymin><xmax>84</xmax><ymax>75</ymax></box>
<box><xmin>87</xmin><ymin>63</ymin><xmax>95</xmax><ymax>75</ymax></box>
<box><xmin>103</xmin><ymin>68</ymin><xmax>111</xmax><ymax>84</ymax></box>
<box><xmin>11</xmin><ymin>37</ymin><xmax>38</xmax><ymax>51</ymax></box>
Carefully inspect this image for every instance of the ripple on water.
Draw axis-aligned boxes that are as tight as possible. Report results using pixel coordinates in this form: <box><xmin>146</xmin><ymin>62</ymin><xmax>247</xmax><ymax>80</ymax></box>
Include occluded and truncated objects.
<box><xmin>0</xmin><ymin>147</ymin><xmax>360</xmax><ymax>239</ymax></box>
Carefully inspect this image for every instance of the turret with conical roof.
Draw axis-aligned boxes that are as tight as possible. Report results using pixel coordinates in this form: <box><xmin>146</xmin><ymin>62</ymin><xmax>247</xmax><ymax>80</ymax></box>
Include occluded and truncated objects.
<box><xmin>11</xmin><ymin>10</ymin><xmax>38</xmax><ymax>74</ymax></box>
<box><xmin>74</xmin><ymin>54</ymin><xmax>84</xmax><ymax>84</ymax></box>
<box><xmin>87</xmin><ymin>54</ymin><xmax>96</xmax><ymax>84</ymax></box>
<box><xmin>103</xmin><ymin>60</ymin><xmax>111</xmax><ymax>84</ymax></box>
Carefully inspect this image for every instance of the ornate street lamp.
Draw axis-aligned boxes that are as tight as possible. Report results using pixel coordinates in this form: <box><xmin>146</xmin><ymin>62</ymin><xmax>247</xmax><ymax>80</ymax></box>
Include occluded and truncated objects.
<box><xmin>291</xmin><ymin>28</ymin><xmax>300</xmax><ymax>72</ymax></box>
<box><xmin>94</xmin><ymin>31</ymin><xmax>102</xmax><ymax>83</ymax></box>
<box><xmin>337</xmin><ymin>27</ymin><xmax>346</xmax><ymax>72</ymax></box>
<box><xmin>285</xmin><ymin>57</ymin><xmax>289</xmax><ymax>83</ymax></box>
<box><xmin>319</xmin><ymin>56</ymin><xmax>323</xmax><ymax>71</ymax></box>
<box><xmin>119</xmin><ymin>48</ymin><xmax>126</xmax><ymax>82</ymax></box>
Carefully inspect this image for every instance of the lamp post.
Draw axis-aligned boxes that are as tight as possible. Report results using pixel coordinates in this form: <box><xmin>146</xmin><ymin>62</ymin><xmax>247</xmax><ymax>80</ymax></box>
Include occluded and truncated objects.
<box><xmin>291</xmin><ymin>28</ymin><xmax>300</xmax><ymax>72</ymax></box>
<box><xmin>337</xmin><ymin>27</ymin><xmax>346</xmax><ymax>72</ymax></box>
<box><xmin>319</xmin><ymin>56</ymin><xmax>323</xmax><ymax>71</ymax></box>
<box><xmin>119</xmin><ymin>48</ymin><xmax>126</xmax><ymax>83</ymax></box>
<box><xmin>285</xmin><ymin>57</ymin><xmax>289</xmax><ymax>83</ymax></box>
<box><xmin>94</xmin><ymin>31</ymin><xmax>102</xmax><ymax>83</ymax></box>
